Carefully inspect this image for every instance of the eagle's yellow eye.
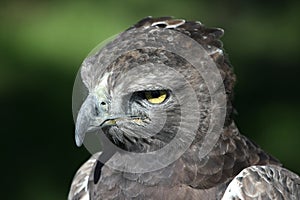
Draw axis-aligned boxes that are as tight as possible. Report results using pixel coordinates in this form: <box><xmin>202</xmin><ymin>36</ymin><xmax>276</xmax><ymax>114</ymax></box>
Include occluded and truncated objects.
<box><xmin>144</xmin><ymin>90</ymin><xmax>168</xmax><ymax>104</ymax></box>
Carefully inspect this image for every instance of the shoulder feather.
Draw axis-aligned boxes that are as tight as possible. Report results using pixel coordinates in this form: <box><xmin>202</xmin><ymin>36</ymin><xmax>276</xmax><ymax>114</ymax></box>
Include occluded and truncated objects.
<box><xmin>68</xmin><ymin>152</ymin><xmax>102</xmax><ymax>200</ymax></box>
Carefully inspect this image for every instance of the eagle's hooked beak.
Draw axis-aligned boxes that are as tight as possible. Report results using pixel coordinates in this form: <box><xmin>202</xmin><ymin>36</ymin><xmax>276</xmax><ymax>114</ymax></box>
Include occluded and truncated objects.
<box><xmin>75</xmin><ymin>94</ymin><xmax>113</xmax><ymax>147</ymax></box>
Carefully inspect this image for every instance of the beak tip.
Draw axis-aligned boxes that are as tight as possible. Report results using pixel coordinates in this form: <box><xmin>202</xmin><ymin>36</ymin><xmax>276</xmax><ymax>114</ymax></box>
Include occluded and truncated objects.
<box><xmin>75</xmin><ymin>134</ymin><xmax>83</xmax><ymax>147</ymax></box>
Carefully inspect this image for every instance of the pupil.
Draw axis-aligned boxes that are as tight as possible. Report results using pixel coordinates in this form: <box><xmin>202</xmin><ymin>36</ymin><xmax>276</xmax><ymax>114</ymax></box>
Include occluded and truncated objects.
<box><xmin>151</xmin><ymin>91</ymin><xmax>161</xmax><ymax>98</ymax></box>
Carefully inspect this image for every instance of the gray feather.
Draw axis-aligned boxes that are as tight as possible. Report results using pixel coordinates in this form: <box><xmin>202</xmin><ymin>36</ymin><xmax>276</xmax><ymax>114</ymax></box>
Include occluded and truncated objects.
<box><xmin>69</xmin><ymin>17</ymin><xmax>299</xmax><ymax>200</ymax></box>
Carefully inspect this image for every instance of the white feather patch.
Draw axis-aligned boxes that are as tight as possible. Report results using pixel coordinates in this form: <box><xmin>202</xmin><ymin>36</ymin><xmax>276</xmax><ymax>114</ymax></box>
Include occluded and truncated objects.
<box><xmin>222</xmin><ymin>173</ymin><xmax>245</xmax><ymax>200</ymax></box>
<box><xmin>68</xmin><ymin>152</ymin><xmax>102</xmax><ymax>200</ymax></box>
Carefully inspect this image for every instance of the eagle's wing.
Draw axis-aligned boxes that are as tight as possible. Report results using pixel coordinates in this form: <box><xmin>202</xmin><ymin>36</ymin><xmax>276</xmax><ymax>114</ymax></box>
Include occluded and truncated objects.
<box><xmin>222</xmin><ymin>165</ymin><xmax>300</xmax><ymax>200</ymax></box>
<box><xmin>68</xmin><ymin>152</ymin><xmax>101</xmax><ymax>200</ymax></box>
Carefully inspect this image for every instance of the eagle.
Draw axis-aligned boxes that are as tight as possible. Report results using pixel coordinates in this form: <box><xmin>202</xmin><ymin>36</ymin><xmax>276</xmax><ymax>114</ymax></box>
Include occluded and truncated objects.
<box><xmin>68</xmin><ymin>17</ymin><xmax>300</xmax><ymax>199</ymax></box>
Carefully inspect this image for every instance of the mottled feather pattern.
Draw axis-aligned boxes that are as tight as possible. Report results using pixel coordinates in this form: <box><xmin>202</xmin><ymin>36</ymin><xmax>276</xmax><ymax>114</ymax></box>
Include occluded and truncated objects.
<box><xmin>69</xmin><ymin>17</ymin><xmax>300</xmax><ymax>200</ymax></box>
<box><xmin>222</xmin><ymin>165</ymin><xmax>300</xmax><ymax>199</ymax></box>
<box><xmin>68</xmin><ymin>152</ymin><xmax>102</xmax><ymax>200</ymax></box>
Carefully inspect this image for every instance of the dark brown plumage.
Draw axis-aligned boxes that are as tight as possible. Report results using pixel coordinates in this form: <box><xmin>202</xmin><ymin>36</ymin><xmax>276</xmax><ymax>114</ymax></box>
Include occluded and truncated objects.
<box><xmin>69</xmin><ymin>17</ymin><xmax>300</xmax><ymax>200</ymax></box>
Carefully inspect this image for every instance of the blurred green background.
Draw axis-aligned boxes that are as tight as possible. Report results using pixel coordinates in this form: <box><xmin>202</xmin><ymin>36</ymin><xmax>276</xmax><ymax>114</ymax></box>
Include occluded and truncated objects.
<box><xmin>1</xmin><ymin>0</ymin><xmax>299</xmax><ymax>199</ymax></box>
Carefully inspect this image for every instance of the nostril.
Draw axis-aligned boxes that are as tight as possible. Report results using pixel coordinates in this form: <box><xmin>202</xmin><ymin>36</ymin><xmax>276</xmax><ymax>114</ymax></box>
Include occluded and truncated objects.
<box><xmin>94</xmin><ymin>102</ymin><xmax>107</xmax><ymax>116</ymax></box>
